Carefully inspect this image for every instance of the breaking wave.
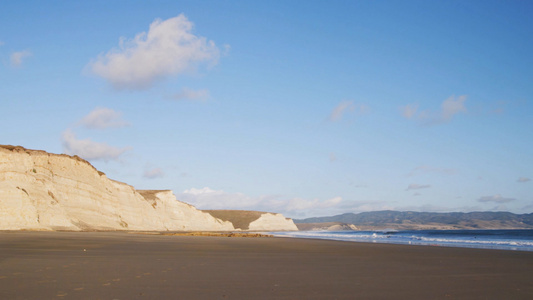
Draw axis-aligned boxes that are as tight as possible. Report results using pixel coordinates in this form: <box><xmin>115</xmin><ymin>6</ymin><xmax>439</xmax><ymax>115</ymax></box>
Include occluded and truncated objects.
<box><xmin>271</xmin><ymin>229</ymin><xmax>533</xmax><ymax>252</ymax></box>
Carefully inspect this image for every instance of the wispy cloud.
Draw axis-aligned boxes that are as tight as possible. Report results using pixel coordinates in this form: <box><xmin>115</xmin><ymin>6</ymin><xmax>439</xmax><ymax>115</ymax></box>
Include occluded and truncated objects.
<box><xmin>402</xmin><ymin>95</ymin><xmax>467</xmax><ymax>125</ymax></box>
<box><xmin>87</xmin><ymin>14</ymin><xmax>220</xmax><ymax>90</ymax></box>
<box><xmin>179</xmin><ymin>187</ymin><xmax>344</xmax><ymax>218</ymax></box>
<box><xmin>10</xmin><ymin>50</ymin><xmax>32</xmax><ymax>67</ymax></box>
<box><xmin>284</xmin><ymin>196</ymin><xmax>342</xmax><ymax>212</ymax></box>
<box><xmin>78</xmin><ymin>107</ymin><xmax>130</xmax><ymax>129</ymax></box>
<box><xmin>61</xmin><ymin>129</ymin><xmax>130</xmax><ymax>161</ymax></box>
<box><xmin>144</xmin><ymin>167</ymin><xmax>165</xmax><ymax>179</ymax></box>
<box><xmin>487</xmin><ymin>100</ymin><xmax>508</xmax><ymax>115</ymax></box>
<box><xmin>517</xmin><ymin>177</ymin><xmax>531</xmax><ymax>183</ymax></box>
<box><xmin>401</xmin><ymin>104</ymin><xmax>418</xmax><ymax>119</ymax></box>
<box><xmin>334</xmin><ymin>200</ymin><xmax>395</xmax><ymax>214</ymax></box>
<box><xmin>170</xmin><ymin>88</ymin><xmax>210</xmax><ymax>102</ymax></box>
<box><xmin>180</xmin><ymin>187</ymin><xmax>260</xmax><ymax>210</ymax></box>
<box><xmin>440</xmin><ymin>95</ymin><xmax>467</xmax><ymax>121</ymax></box>
<box><xmin>393</xmin><ymin>204</ymin><xmax>483</xmax><ymax>213</ymax></box>
<box><xmin>477</xmin><ymin>194</ymin><xmax>516</xmax><ymax>203</ymax></box>
<box><xmin>406</xmin><ymin>184</ymin><xmax>431</xmax><ymax>191</ymax></box>
<box><xmin>522</xmin><ymin>203</ymin><xmax>533</xmax><ymax>211</ymax></box>
<box><xmin>328</xmin><ymin>100</ymin><xmax>369</xmax><ymax>122</ymax></box>
<box><xmin>408</xmin><ymin>165</ymin><xmax>457</xmax><ymax>177</ymax></box>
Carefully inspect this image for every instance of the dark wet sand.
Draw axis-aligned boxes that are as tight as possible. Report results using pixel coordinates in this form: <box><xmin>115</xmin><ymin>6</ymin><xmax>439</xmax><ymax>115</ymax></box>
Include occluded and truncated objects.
<box><xmin>1</xmin><ymin>231</ymin><xmax>533</xmax><ymax>299</ymax></box>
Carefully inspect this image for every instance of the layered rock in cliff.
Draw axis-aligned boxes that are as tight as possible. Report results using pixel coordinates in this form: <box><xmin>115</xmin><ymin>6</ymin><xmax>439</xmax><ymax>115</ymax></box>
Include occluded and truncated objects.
<box><xmin>204</xmin><ymin>210</ymin><xmax>299</xmax><ymax>231</ymax></box>
<box><xmin>0</xmin><ymin>145</ymin><xmax>234</xmax><ymax>231</ymax></box>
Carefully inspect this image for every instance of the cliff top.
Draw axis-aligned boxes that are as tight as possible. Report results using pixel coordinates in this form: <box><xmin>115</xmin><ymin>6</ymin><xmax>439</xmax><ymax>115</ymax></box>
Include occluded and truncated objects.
<box><xmin>137</xmin><ymin>190</ymin><xmax>173</xmax><ymax>201</ymax></box>
<box><xmin>0</xmin><ymin>144</ymin><xmax>104</xmax><ymax>176</ymax></box>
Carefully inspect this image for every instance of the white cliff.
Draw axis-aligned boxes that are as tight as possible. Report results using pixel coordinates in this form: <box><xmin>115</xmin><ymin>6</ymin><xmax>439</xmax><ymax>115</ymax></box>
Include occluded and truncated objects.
<box><xmin>0</xmin><ymin>145</ymin><xmax>234</xmax><ymax>231</ymax></box>
<box><xmin>204</xmin><ymin>210</ymin><xmax>298</xmax><ymax>231</ymax></box>
<box><xmin>248</xmin><ymin>213</ymin><xmax>299</xmax><ymax>231</ymax></box>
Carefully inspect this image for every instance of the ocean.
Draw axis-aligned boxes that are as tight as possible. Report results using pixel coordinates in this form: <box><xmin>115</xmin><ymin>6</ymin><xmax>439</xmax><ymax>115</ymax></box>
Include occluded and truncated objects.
<box><xmin>271</xmin><ymin>229</ymin><xmax>533</xmax><ymax>252</ymax></box>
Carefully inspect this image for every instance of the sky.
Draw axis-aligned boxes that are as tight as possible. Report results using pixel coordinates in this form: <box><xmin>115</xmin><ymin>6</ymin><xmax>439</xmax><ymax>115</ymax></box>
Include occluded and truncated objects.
<box><xmin>1</xmin><ymin>0</ymin><xmax>532</xmax><ymax>218</ymax></box>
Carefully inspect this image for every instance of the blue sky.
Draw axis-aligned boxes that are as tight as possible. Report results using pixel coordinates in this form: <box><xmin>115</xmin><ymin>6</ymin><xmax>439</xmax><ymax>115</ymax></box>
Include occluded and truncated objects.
<box><xmin>1</xmin><ymin>0</ymin><xmax>532</xmax><ymax>218</ymax></box>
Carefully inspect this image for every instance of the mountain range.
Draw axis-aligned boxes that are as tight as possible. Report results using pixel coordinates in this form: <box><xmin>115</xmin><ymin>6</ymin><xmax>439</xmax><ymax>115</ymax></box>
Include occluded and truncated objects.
<box><xmin>295</xmin><ymin>211</ymin><xmax>533</xmax><ymax>230</ymax></box>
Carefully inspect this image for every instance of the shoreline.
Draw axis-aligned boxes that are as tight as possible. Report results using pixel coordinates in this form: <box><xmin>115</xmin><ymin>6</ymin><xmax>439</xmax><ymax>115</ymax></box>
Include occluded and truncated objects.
<box><xmin>2</xmin><ymin>231</ymin><xmax>533</xmax><ymax>299</ymax></box>
<box><xmin>272</xmin><ymin>229</ymin><xmax>533</xmax><ymax>252</ymax></box>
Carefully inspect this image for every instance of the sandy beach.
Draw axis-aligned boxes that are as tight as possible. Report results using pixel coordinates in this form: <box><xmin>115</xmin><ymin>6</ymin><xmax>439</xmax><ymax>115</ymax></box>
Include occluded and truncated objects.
<box><xmin>1</xmin><ymin>231</ymin><xmax>533</xmax><ymax>299</ymax></box>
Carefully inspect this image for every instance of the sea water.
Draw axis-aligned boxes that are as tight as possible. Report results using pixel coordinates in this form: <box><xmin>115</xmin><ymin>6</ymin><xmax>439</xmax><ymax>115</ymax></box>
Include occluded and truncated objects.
<box><xmin>271</xmin><ymin>229</ymin><xmax>533</xmax><ymax>252</ymax></box>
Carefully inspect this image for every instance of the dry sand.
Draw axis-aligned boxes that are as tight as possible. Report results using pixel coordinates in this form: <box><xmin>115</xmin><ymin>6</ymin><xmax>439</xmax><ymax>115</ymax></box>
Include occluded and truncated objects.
<box><xmin>1</xmin><ymin>231</ymin><xmax>533</xmax><ymax>299</ymax></box>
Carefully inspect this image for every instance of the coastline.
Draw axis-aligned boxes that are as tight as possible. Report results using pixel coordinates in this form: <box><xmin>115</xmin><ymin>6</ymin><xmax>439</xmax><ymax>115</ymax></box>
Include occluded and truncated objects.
<box><xmin>1</xmin><ymin>231</ymin><xmax>533</xmax><ymax>299</ymax></box>
<box><xmin>271</xmin><ymin>229</ymin><xmax>533</xmax><ymax>252</ymax></box>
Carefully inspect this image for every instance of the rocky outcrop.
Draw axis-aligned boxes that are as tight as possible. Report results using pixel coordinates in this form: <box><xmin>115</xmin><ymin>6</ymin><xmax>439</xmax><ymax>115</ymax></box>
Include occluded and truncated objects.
<box><xmin>0</xmin><ymin>145</ymin><xmax>236</xmax><ymax>231</ymax></box>
<box><xmin>204</xmin><ymin>210</ymin><xmax>298</xmax><ymax>231</ymax></box>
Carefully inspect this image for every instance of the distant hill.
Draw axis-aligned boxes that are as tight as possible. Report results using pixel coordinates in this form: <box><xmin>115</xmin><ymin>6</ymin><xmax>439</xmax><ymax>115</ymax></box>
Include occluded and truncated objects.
<box><xmin>295</xmin><ymin>211</ymin><xmax>533</xmax><ymax>230</ymax></box>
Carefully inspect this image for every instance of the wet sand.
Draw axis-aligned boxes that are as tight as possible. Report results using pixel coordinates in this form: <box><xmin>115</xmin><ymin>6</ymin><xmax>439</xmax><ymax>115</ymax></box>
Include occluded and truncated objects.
<box><xmin>1</xmin><ymin>231</ymin><xmax>533</xmax><ymax>299</ymax></box>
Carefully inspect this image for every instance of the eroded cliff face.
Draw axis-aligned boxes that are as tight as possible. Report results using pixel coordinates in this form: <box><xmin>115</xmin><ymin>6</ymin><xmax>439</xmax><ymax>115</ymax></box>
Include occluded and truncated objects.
<box><xmin>0</xmin><ymin>146</ymin><xmax>234</xmax><ymax>231</ymax></box>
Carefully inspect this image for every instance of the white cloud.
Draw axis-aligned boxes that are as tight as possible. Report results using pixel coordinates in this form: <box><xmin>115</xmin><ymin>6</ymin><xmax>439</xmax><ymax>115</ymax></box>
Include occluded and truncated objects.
<box><xmin>87</xmin><ymin>14</ymin><xmax>220</xmax><ymax>90</ymax></box>
<box><xmin>180</xmin><ymin>187</ymin><xmax>521</xmax><ymax>218</ymax></box>
<box><xmin>402</xmin><ymin>95</ymin><xmax>467</xmax><ymax>125</ymax></box>
<box><xmin>144</xmin><ymin>167</ymin><xmax>164</xmax><ymax>179</ymax></box>
<box><xmin>180</xmin><ymin>187</ymin><xmax>259</xmax><ymax>210</ymax></box>
<box><xmin>517</xmin><ymin>177</ymin><xmax>531</xmax><ymax>183</ymax></box>
<box><xmin>178</xmin><ymin>187</ymin><xmax>345</xmax><ymax>218</ymax></box>
<box><xmin>328</xmin><ymin>101</ymin><xmax>368</xmax><ymax>122</ymax></box>
<box><xmin>183</xmin><ymin>187</ymin><xmax>216</xmax><ymax>196</ymax></box>
<box><xmin>61</xmin><ymin>129</ymin><xmax>130</xmax><ymax>161</ymax></box>
<box><xmin>78</xmin><ymin>107</ymin><xmax>130</xmax><ymax>129</ymax></box>
<box><xmin>280</xmin><ymin>196</ymin><xmax>342</xmax><ymax>213</ymax></box>
<box><xmin>406</xmin><ymin>184</ymin><xmax>431</xmax><ymax>191</ymax></box>
<box><xmin>477</xmin><ymin>194</ymin><xmax>516</xmax><ymax>204</ymax></box>
<box><xmin>170</xmin><ymin>87</ymin><xmax>210</xmax><ymax>101</ymax></box>
<box><xmin>10</xmin><ymin>50</ymin><xmax>32</xmax><ymax>66</ymax></box>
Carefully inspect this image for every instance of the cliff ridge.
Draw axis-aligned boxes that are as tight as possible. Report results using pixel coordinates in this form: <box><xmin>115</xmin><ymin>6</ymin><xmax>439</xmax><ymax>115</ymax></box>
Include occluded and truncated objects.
<box><xmin>0</xmin><ymin>145</ymin><xmax>296</xmax><ymax>231</ymax></box>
